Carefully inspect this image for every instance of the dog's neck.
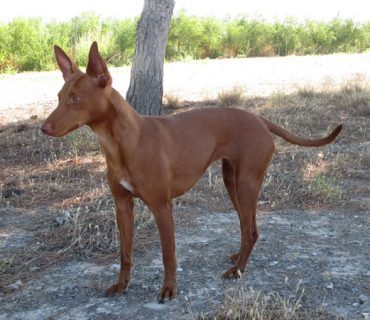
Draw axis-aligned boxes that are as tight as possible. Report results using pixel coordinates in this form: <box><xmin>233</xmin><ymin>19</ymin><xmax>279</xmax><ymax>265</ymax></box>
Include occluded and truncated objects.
<box><xmin>90</xmin><ymin>88</ymin><xmax>140</xmax><ymax>133</ymax></box>
<box><xmin>89</xmin><ymin>88</ymin><xmax>143</xmax><ymax>164</ymax></box>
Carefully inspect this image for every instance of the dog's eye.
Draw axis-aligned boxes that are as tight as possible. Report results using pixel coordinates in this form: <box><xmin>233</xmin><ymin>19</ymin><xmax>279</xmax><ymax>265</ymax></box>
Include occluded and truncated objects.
<box><xmin>72</xmin><ymin>95</ymin><xmax>81</xmax><ymax>104</ymax></box>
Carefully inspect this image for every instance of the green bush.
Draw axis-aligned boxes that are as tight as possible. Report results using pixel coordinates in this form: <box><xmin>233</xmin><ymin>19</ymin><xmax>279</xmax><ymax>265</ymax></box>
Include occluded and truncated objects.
<box><xmin>0</xmin><ymin>12</ymin><xmax>369</xmax><ymax>73</ymax></box>
<box><xmin>4</xmin><ymin>18</ymin><xmax>51</xmax><ymax>71</ymax></box>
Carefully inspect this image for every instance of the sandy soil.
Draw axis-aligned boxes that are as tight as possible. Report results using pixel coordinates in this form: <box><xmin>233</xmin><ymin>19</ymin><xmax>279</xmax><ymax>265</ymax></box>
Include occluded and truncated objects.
<box><xmin>1</xmin><ymin>54</ymin><xmax>370</xmax><ymax>319</ymax></box>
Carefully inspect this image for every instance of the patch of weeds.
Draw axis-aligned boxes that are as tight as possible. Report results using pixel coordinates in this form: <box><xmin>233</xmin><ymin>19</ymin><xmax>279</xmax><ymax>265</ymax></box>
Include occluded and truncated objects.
<box><xmin>270</xmin><ymin>90</ymin><xmax>289</xmax><ymax>106</ymax></box>
<box><xmin>340</xmin><ymin>87</ymin><xmax>369</xmax><ymax>116</ymax></box>
<box><xmin>0</xmin><ymin>256</ymin><xmax>14</xmax><ymax>282</ymax></box>
<box><xmin>331</xmin><ymin>77</ymin><xmax>370</xmax><ymax>116</ymax></box>
<box><xmin>309</xmin><ymin>175</ymin><xmax>341</xmax><ymax>202</ymax></box>
<box><xmin>218</xmin><ymin>86</ymin><xmax>245</xmax><ymax>107</ymax></box>
<box><xmin>201</xmin><ymin>284</ymin><xmax>341</xmax><ymax>320</ymax></box>
<box><xmin>0</xmin><ymin>255</ymin><xmax>24</xmax><ymax>293</ymax></box>
<box><xmin>66</xmin><ymin>126</ymin><xmax>100</xmax><ymax>158</ymax></box>
<box><xmin>163</xmin><ymin>94</ymin><xmax>182</xmax><ymax>110</ymax></box>
<box><xmin>54</xmin><ymin>206</ymin><xmax>118</xmax><ymax>257</ymax></box>
<box><xmin>296</xmin><ymin>86</ymin><xmax>316</xmax><ymax>99</ymax></box>
<box><xmin>207</xmin><ymin>167</ymin><xmax>225</xmax><ymax>193</ymax></box>
<box><xmin>134</xmin><ymin>199</ymin><xmax>154</xmax><ymax>231</ymax></box>
<box><xmin>51</xmin><ymin>198</ymin><xmax>153</xmax><ymax>258</ymax></box>
<box><xmin>0</xmin><ymin>252</ymin><xmax>71</xmax><ymax>295</ymax></box>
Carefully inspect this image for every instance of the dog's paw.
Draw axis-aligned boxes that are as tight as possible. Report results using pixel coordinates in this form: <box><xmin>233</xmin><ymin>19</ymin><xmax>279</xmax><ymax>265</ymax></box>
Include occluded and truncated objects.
<box><xmin>229</xmin><ymin>253</ymin><xmax>239</xmax><ymax>264</ymax></box>
<box><xmin>105</xmin><ymin>280</ymin><xmax>129</xmax><ymax>296</ymax></box>
<box><xmin>157</xmin><ymin>282</ymin><xmax>177</xmax><ymax>303</ymax></box>
<box><xmin>223</xmin><ymin>266</ymin><xmax>243</xmax><ymax>279</ymax></box>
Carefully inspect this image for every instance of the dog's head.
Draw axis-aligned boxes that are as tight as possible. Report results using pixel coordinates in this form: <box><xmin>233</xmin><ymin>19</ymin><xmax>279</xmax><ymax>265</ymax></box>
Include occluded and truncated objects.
<box><xmin>41</xmin><ymin>42</ymin><xmax>112</xmax><ymax>137</ymax></box>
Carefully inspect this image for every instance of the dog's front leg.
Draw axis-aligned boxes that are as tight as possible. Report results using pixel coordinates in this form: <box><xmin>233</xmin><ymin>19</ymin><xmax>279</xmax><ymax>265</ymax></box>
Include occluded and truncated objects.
<box><xmin>105</xmin><ymin>175</ymin><xmax>134</xmax><ymax>296</ymax></box>
<box><xmin>150</xmin><ymin>201</ymin><xmax>177</xmax><ymax>303</ymax></box>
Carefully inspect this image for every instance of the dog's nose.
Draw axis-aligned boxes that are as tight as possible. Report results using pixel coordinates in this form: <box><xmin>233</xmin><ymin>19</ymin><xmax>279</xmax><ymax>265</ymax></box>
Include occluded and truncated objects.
<box><xmin>40</xmin><ymin>123</ymin><xmax>51</xmax><ymax>135</ymax></box>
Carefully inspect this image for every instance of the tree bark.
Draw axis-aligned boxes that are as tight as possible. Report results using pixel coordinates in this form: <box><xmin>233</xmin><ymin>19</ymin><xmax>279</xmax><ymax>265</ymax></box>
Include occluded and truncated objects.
<box><xmin>126</xmin><ymin>0</ymin><xmax>175</xmax><ymax>115</ymax></box>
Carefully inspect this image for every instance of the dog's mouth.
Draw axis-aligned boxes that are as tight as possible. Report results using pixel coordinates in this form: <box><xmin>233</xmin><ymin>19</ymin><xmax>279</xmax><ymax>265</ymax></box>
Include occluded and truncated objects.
<box><xmin>41</xmin><ymin>122</ymin><xmax>81</xmax><ymax>137</ymax></box>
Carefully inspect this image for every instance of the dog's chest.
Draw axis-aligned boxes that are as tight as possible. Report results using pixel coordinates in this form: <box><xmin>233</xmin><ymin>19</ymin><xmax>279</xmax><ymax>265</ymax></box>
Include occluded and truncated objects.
<box><xmin>96</xmin><ymin>133</ymin><xmax>137</xmax><ymax>195</ymax></box>
<box><xmin>119</xmin><ymin>179</ymin><xmax>134</xmax><ymax>193</ymax></box>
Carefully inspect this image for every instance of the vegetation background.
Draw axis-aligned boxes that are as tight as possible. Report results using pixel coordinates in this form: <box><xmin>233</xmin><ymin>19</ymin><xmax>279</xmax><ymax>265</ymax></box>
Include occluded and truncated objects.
<box><xmin>0</xmin><ymin>11</ymin><xmax>369</xmax><ymax>73</ymax></box>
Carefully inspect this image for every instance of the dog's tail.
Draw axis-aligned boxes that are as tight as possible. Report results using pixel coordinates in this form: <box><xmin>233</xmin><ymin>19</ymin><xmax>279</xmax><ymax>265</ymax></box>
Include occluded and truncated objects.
<box><xmin>261</xmin><ymin>117</ymin><xmax>342</xmax><ymax>147</ymax></box>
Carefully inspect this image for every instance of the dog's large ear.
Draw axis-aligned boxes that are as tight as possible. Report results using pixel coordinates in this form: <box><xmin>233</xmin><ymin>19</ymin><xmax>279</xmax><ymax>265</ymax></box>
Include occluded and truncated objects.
<box><xmin>86</xmin><ymin>42</ymin><xmax>112</xmax><ymax>88</ymax></box>
<box><xmin>54</xmin><ymin>45</ymin><xmax>79</xmax><ymax>81</ymax></box>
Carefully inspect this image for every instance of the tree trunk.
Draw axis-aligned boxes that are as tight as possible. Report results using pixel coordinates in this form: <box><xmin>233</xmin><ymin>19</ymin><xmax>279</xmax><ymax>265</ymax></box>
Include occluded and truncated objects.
<box><xmin>126</xmin><ymin>0</ymin><xmax>175</xmax><ymax>115</ymax></box>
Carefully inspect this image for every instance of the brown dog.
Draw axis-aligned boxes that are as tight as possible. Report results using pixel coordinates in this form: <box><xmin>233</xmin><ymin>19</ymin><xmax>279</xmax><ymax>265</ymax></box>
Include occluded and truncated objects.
<box><xmin>41</xmin><ymin>42</ymin><xmax>342</xmax><ymax>302</ymax></box>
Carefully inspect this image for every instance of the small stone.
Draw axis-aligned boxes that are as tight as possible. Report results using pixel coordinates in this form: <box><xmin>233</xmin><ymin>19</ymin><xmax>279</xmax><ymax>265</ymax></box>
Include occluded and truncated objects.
<box><xmin>111</xmin><ymin>263</ymin><xmax>120</xmax><ymax>271</ymax></box>
<box><xmin>362</xmin><ymin>313</ymin><xmax>369</xmax><ymax>320</ymax></box>
<box><xmin>177</xmin><ymin>267</ymin><xmax>183</xmax><ymax>272</ymax></box>
<box><xmin>360</xmin><ymin>295</ymin><xmax>369</xmax><ymax>304</ymax></box>
<box><xmin>96</xmin><ymin>307</ymin><xmax>109</xmax><ymax>315</ymax></box>
<box><xmin>269</xmin><ymin>261</ymin><xmax>278</xmax><ymax>266</ymax></box>
<box><xmin>144</xmin><ymin>302</ymin><xmax>168</xmax><ymax>310</ymax></box>
<box><xmin>7</xmin><ymin>280</ymin><xmax>22</xmax><ymax>290</ymax></box>
<box><xmin>55</xmin><ymin>217</ymin><xmax>66</xmax><ymax>226</ymax></box>
<box><xmin>325</xmin><ymin>282</ymin><xmax>334</xmax><ymax>290</ymax></box>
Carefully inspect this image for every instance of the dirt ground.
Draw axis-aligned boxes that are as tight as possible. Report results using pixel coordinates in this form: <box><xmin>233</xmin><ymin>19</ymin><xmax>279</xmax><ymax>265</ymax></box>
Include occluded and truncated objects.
<box><xmin>1</xmin><ymin>207</ymin><xmax>369</xmax><ymax>319</ymax></box>
<box><xmin>0</xmin><ymin>54</ymin><xmax>370</xmax><ymax>319</ymax></box>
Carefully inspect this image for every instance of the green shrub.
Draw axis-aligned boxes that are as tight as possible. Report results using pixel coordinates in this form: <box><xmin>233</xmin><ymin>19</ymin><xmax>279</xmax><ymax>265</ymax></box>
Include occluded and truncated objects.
<box><xmin>0</xmin><ymin>12</ymin><xmax>369</xmax><ymax>73</ymax></box>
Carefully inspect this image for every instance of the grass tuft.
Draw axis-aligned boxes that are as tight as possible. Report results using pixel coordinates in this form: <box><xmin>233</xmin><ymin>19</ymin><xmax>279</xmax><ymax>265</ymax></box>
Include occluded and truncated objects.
<box><xmin>335</xmin><ymin>82</ymin><xmax>370</xmax><ymax>116</ymax></box>
<box><xmin>218</xmin><ymin>86</ymin><xmax>245</xmax><ymax>107</ymax></box>
<box><xmin>41</xmin><ymin>199</ymin><xmax>153</xmax><ymax>258</ymax></box>
<box><xmin>201</xmin><ymin>285</ymin><xmax>341</xmax><ymax>320</ymax></box>
<box><xmin>163</xmin><ymin>94</ymin><xmax>182</xmax><ymax>110</ymax></box>
<box><xmin>296</xmin><ymin>86</ymin><xmax>316</xmax><ymax>99</ymax></box>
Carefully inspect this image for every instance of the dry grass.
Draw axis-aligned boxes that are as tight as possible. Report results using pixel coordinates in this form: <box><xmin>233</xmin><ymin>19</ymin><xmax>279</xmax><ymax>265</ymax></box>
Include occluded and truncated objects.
<box><xmin>218</xmin><ymin>86</ymin><xmax>246</xmax><ymax>107</ymax></box>
<box><xmin>200</xmin><ymin>284</ymin><xmax>342</xmax><ymax>320</ymax></box>
<box><xmin>50</xmin><ymin>198</ymin><xmax>153</xmax><ymax>258</ymax></box>
<box><xmin>163</xmin><ymin>93</ymin><xmax>183</xmax><ymax>110</ymax></box>
<box><xmin>1</xmin><ymin>77</ymin><xmax>369</xmax><ymax>293</ymax></box>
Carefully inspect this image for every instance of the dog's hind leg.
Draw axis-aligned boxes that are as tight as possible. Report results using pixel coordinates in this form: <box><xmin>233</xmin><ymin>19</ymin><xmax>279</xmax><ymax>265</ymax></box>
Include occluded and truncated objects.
<box><xmin>222</xmin><ymin>158</ymin><xmax>242</xmax><ymax>264</ymax></box>
<box><xmin>222</xmin><ymin>172</ymin><xmax>261</xmax><ymax>278</ymax></box>
<box><xmin>223</xmin><ymin>145</ymin><xmax>273</xmax><ymax>278</ymax></box>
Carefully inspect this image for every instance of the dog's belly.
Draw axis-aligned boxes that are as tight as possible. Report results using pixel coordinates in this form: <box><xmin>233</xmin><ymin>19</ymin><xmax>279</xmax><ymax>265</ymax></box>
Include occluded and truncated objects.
<box><xmin>170</xmin><ymin>169</ymin><xmax>206</xmax><ymax>198</ymax></box>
